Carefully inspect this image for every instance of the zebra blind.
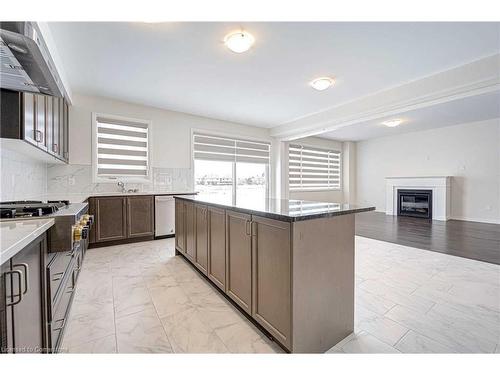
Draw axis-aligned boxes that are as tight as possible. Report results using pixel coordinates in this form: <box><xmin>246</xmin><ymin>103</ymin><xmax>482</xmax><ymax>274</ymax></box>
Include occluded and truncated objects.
<box><xmin>193</xmin><ymin>133</ymin><xmax>270</xmax><ymax>164</ymax></box>
<box><xmin>96</xmin><ymin>116</ymin><xmax>149</xmax><ymax>178</ymax></box>
<box><xmin>289</xmin><ymin>144</ymin><xmax>341</xmax><ymax>191</ymax></box>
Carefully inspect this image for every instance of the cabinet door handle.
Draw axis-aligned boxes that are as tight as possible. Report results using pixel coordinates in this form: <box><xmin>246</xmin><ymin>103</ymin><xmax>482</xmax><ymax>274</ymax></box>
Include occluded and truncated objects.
<box><xmin>245</xmin><ymin>220</ymin><xmax>251</xmax><ymax>236</ymax></box>
<box><xmin>251</xmin><ymin>221</ymin><xmax>257</xmax><ymax>237</ymax></box>
<box><xmin>34</xmin><ymin>130</ymin><xmax>42</xmax><ymax>142</ymax></box>
<box><xmin>13</xmin><ymin>263</ymin><xmax>29</xmax><ymax>295</ymax></box>
<box><xmin>4</xmin><ymin>270</ymin><xmax>23</xmax><ymax>306</ymax></box>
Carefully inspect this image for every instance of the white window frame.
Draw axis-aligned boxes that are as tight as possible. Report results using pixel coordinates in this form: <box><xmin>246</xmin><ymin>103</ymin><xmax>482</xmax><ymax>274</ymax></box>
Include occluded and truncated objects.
<box><xmin>92</xmin><ymin>112</ymin><xmax>152</xmax><ymax>183</ymax></box>
<box><xmin>191</xmin><ymin>129</ymin><xmax>272</xmax><ymax>204</ymax></box>
<box><xmin>288</xmin><ymin>142</ymin><xmax>342</xmax><ymax>192</ymax></box>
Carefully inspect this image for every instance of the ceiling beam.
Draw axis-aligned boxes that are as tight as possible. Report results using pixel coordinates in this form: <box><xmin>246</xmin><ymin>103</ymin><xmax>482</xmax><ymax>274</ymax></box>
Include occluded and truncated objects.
<box><xmin>270</xmin><ymin>54</ymin><xmax>500</xmax><ymax>141</ymax></box>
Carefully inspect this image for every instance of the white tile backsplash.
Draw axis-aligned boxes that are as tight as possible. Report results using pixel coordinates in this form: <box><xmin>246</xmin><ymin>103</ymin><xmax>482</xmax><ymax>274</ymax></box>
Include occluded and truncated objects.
<box><xmin>0</xmin><ymin>147</ymin><xmax>47</xmax><ymax>201</ymax></box>
<box><xmin>46</xmin><ymin>164</ymin><xmax>193</xmax><ymax>196</ymax></box>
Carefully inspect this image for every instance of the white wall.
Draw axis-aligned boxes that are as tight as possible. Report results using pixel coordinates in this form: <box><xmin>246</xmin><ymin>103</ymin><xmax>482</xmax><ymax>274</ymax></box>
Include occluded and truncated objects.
<box><xmin>356</xmin><ymin>118</ymin><xmax>500</xmax><ymax>224</ymax></box>
<box><xmin>65</xmin><ymin>93</ymin><xmax>277</xmax><ymax>196</ymax></box>
<box><xmin>286</xmin><ymin>136</ymin><xmax>346</xmax><ymax>203</ymax></box>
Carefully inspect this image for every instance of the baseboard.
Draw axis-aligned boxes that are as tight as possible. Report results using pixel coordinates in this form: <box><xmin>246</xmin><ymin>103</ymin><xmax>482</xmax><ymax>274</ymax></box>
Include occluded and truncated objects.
<box><xmin>450</xmin><ymin>216</ymin><xmax>500</xmax><ymax>225</ymax></box>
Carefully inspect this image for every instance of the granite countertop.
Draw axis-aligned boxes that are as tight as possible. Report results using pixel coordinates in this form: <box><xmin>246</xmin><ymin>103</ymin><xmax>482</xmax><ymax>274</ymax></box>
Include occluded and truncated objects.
<box><xmin>174</xmin><ymin>195</ymin><xmax>375</xmax><ymax>222</ymax></box>
<box><xmin>0</xmin><ymin>219</ymin><xmax>55</xmax><ymax>265</ymax></box>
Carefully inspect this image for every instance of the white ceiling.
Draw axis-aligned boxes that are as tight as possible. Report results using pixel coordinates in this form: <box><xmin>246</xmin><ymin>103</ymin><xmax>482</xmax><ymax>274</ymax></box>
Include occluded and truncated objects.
<box><xmin>48</xmin><ymin>22</ymin><xmax>499</xmax><ymax>128</ymax></box>
<box><xmin>318</xmin><ymin>91</ymin><xmax>500</xmax><ymax>141</ymax></box>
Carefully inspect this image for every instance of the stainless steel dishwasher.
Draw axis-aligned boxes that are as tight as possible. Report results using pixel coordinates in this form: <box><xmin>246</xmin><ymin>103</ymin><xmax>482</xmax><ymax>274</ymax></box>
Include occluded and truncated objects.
<box><xmin>154</xmin><ymin>196</ymin><xmax>175</xmax><ymax>238</ymax></box>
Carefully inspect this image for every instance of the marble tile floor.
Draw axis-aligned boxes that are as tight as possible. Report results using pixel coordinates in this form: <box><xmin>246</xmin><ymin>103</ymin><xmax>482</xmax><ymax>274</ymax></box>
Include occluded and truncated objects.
<box><xmin>61</xmin><ymin>236</ymin><xmax>500</xmax><ymax>354</ymax></box>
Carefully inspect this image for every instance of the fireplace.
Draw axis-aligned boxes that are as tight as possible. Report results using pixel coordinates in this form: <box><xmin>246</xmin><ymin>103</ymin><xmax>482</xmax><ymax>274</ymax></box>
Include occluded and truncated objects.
<box><xmin>397</xmin><ymin>189</ymin><xmax>432</xmax><ymax>219</ymax></box>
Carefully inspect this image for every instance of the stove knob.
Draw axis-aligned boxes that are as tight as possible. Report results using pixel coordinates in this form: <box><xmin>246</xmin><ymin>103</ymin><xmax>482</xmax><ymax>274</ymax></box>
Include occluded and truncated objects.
<box><xmin>81</xmin><ymin>226</ymin><xmax>89</xmax><ymax>240</ymax></box>
<box><xmin>73</xmin><ymin>225</ymin><xmax>82</xmax><ymax>241</ymax></box>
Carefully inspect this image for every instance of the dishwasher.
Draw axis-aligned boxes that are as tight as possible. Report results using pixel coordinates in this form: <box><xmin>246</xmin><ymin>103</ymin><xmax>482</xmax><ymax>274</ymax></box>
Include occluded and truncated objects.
<box><xmin>155</xmin><ymin>196</ymin><xmax>175</xmax><ymax>238</ymax></box>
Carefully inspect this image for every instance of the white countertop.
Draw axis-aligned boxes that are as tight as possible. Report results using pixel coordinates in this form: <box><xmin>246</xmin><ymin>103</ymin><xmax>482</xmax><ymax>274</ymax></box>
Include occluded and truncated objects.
<box><xmin>0</xmin><ymin>219</ymin><xmax>54</xmax><ymax>265</ymax></box>
<box><xmin>44</xmin><ymin>191</ymin><xmax>197</xmax><ymax>203</ymax></box>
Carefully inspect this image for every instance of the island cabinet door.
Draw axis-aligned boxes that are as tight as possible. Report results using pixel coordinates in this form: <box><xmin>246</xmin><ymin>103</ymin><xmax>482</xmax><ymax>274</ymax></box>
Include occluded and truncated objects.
<box><xmin>175</xmin><ymin>200</ymin><xmax>186</xmax><ymax>253</ymax></box>
<box><xmin>127</xmin><ymin>195</ymin><xmax>154</xmax><ymax>238</ymax></box>
<box><xmin>225</xmin><ymin>210</ymin><xmax>252</xmax><ymax>314</ymax></box>
<box><xmin>185</xmin><ymin>201</ymin><xmax>196</xmax><ymax>262</ymax></box>
<box><xmin>195</xmin><ymin>204</ymin><xmax>208</xmax><ymax>275</ymax></box>
<box><xmin>95</xmin><ymin>197</ymin><xmax>128</xmax><ymax>242</ymax></box>
<box><xmin>251</xmin><ymin>216</ymin><xmax>292</xmax><ymax>350</ymax></box>
<box><xmin>207</xmin><ymin>207</ymin><xmax>226</xmax><ymax>291</ymax></box>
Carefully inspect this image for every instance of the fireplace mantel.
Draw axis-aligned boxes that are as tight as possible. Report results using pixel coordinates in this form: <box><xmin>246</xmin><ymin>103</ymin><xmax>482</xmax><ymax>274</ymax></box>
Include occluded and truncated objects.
<box><xmin>385</xmin><ymin>176</ymin><xmax>451</xmax><ymax>221</ymax></box>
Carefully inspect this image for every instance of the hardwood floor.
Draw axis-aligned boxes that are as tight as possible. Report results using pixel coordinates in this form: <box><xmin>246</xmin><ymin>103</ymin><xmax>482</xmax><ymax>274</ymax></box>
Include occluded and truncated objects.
<box><xmin>355</xmin><ymin>211</ymin><xmax>500</xmax><ymax>265</ymax></box>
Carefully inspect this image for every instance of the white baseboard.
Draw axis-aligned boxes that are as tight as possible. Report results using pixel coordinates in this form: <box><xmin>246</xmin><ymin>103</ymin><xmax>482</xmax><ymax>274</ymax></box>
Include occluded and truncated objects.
<box><xmin>450</xmin><ymin>216</ymin><xmax>500</xmax><ymax>225</ymax></box>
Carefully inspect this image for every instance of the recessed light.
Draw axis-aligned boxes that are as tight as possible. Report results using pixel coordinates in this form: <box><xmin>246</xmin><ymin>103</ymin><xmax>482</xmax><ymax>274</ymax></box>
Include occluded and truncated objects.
<box><xmin>310</xmin><ymin>77</ymin><xmax>334</xmax><ymax>91</ymax></box>
<box><xmin>224</xmin><ymin>31</ymin><xmax>255</xmax><ymax>53</ymax></box>
<box><xmin>381</xmin><ymin>119</ymin><xmax>404</xmax><ymax>127</ymax></box>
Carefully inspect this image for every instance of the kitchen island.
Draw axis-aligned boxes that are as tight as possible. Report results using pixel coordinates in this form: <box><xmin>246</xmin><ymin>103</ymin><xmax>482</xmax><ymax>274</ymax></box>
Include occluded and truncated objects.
<box><xmin>173</xmin><ymin>195</ymin><xmax>375</xmax><ymax>353</ymax></box>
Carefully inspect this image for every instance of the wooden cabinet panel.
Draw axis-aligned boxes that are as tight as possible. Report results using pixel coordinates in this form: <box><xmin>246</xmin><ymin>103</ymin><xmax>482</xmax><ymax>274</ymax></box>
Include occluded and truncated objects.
<box><xmin>207</xmin><ymin>207</ymin><xmax>226</xmax><ymax>291</ymax></box>
<box><xmin>52</xmin><ymin>98</ymin><xmax>61</xmax><ymax>156</ymax></box>
<box><xmin>127</xmin><ymin>196</ymin><xmax>154</xmax><ymax>238</ymax></box>
<box><xmin>95</xmin><ymin>197</ymin><xmax>127</xmax><ymax>242</ymax></box>
<box><xmin>1</xmin><ymin>233</ymin><xmax>47</xmax><ymax>353</ymax></box>
<box><xmin>225</xmin><ymin>210</ymin><xmax>252</xmax><ymax>314</ymax></box>
<box><xmin>195</xmin><ymin>204</ymin><xmax>208</xmax><ymax>274</ymax></box>
<box><xmin>252</xmin><ymin>216</ymin><xmax>291</xmax><ymax>349</ymax></box>
<box><xmin>23</xmin><ymin>92</ymin><xmax>37</xmax><ymax>145</ymax></box>
<box><xmin>35</xmin><ymin>94</ymin><xmax>47</xmax><ymax>150</ymax></box>
<box><xmin>45</xmin><ymin>97</ymin><xmax>54</xmax><ymax>155</ymax></box>
<box><xmin>175</xmin><ymin>199</ymin><xmax>186</xmax><ymax>253</ymax></box>
<box><xmin>185</xmin><ymin>201</ymin><xmax>196</xmax><ymax>261</ymax></box>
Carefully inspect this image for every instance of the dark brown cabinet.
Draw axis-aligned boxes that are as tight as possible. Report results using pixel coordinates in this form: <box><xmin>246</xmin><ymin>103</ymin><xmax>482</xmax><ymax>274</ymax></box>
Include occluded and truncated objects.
<box><xmin>251</xmin><ymin>216</ymin><xmax>291</xmax><ymax>349</ymax></box>
<box><xmin>195</xmin><ymin>204</ymin><xmax>208</xmax><ymax>275</ymax></box>
<box><xmin>90</xmin><ymin>195</ymin><xmax>155</xmax><ymax>245</ymax></box>
<box><xmin>1</xmin><ymin>232</ymin><xmax>47</xmax><ymax>353</ymax></box>
<box><xmin>207</xmin><ymin>207</ymin><xmax>226</xmax><ymax>291</ymax></box>
<box><xmin>185</xmin><ymin>201</ymin><xmax>196</xmax><ymax>262</ymax></box>
<box><xmin>127</xmin><ymin>195</ymin><xmax>154</xmax><ymax>238</ymax></box>
<box><xmin>0</xmin><ymin>89</ymin><xmax>70</xmax><ymax>163</ymax></box>
<box><xmin>175</xmin><ymin>199</ymin><xmax>186</xmax><ymax>253</ymax></box>
<box><xmin>225</xmin><ymin>210</ymin><xmax>252</xmax><ymax>314</ymax></box>
<box><xmin>95</xmin><ymin>196</ymin><xmax>128</xmax><ymax>242</ymax></box>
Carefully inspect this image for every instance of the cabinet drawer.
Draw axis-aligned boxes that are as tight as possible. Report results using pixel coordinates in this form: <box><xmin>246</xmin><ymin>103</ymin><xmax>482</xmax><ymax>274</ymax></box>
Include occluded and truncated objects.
<box><xmin>49</xmin><ymin>267</ymin><xmax>75</xmax><ymax>352</ymax></box>
<box><xmin>46</xmin><ymin>250</ymin><xmax>73</xmax><ymax>307</ymax></box>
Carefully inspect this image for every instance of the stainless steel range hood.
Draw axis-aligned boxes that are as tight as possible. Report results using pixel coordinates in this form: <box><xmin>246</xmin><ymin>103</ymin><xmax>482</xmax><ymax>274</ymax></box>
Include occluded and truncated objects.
<box><xmin>0</xmin><ymin>22</ymin><xmax>65</xmax><ymax>97</ymax></box>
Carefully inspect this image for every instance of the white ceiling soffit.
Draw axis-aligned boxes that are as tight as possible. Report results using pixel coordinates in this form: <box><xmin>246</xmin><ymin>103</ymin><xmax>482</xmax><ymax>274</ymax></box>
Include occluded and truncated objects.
<box><xmin>318</xmin><ymin>90</ymin><xmax>500</xmax><ymax>141</ymax></box>
<box><xmin>47</xmin><ymin>22</ymin><xmax>500</xmax><ymax>128</ymax></box>
<box><xmin>271</xmin><ymin>54</ymin><xmax>500</xmax><ymax>140</ymax></box>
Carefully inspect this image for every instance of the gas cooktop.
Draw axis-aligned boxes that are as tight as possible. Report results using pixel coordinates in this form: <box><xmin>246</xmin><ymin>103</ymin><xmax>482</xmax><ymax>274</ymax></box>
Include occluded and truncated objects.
<box><xmin>0</xmin><ymin>200</ymin><xmax>70</xmax><ymax>218</ymax></box>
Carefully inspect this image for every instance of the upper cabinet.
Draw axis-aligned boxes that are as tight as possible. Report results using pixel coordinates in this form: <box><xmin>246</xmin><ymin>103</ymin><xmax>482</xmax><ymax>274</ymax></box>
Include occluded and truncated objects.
<box><xmin>0</xmin><ymin>89</ymin><xmax>70</xmax><ymax>164</ymax></box>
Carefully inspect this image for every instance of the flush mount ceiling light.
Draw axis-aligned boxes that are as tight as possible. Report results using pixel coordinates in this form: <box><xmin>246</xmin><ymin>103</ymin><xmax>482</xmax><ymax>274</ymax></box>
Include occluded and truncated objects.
<box><xmin>310</xmin><ymin>77</ymin><xmax>334</xmax><ymax>91</ymax></box>
<box><xmin>381</xmin><ymin>119</ymin><xmax>404</xmax><ymax>127</ymax></box>
<box><xmin>224</xmin><ymin>31</ymin><xmax>255</xmax><ymax>53</ymax></box>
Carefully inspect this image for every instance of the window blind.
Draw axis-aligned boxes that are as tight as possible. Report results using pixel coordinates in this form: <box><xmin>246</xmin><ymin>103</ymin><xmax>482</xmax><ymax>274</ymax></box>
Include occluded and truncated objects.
<box><xmin>96</xmin><ymin>116</ymin><xmax>149</xmax><ymax>177</ymax></box>
<box><xmin>193</xmin><ymin>133</ymin><xmax>270</xmax><ymax>164</ymax></box>
<box><xmin>288</xmin><ymin>144</ymin><xmax>341</xmax><ymax>191</ymax></box>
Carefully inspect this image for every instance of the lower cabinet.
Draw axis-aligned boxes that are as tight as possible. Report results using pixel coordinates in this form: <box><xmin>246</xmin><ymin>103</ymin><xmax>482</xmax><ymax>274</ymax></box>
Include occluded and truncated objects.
<box><xmin>94</xmin><ymin>196</ymin><xmax>127</xmax><ymax>242</ymax></box>
<box><xmin>1</xmin><ymin>232</ymin><xmax>47</xmax><ymax>353</ymax></box>
<box><xmin>195</xmin><ymin>204</ymin><xmax>208</xmax><ymax>274</ymax></box>
<box><xmin>127</xmin><ymin>195</ymin><xmax>154</xmax><ymax>238</ymax></box>
<box><xmin>185</xmin><ymin>201</ymin><xmax>196</xmax><ymax>261</ymax></box>
<box><xmin>174</xmin><ymin>200</ymin><xmax>292</xmax><ymax>351</ymax></box>
<box><xmin>207</xmin><ymin>207</ymin><xmax>226</xmax><ymax>291</ymax></box>
<box><xmin>91</xmin><ymin>195</ymin><xmax>154</xmax><ymax>244</ymax></box>
<box><xmin>225</xmin><ymin>210</ymin><xmax>252</xmax><ymax>314</ymax></box>
<box><xmin>251</xmin><ymin>216</ymin><xmax>291</xmax><ymax>349</ymax></box>
<box><xmin>175</xmin><ymin>199</ymin><xmax>186</xmax><ymax>253</ymax></box>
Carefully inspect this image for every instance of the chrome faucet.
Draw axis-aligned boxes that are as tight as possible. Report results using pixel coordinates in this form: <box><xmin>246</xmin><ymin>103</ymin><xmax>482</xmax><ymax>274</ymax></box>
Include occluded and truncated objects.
<box><xmin>117</xmin><ymin>181</ymin><xmax>126</xmax><ymax>193</ymax></box>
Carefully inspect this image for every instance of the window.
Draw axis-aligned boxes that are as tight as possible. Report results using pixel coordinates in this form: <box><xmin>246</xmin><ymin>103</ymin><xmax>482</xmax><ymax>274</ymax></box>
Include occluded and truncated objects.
<box><xmin>93</xmin><ymin>114</ymin><xmax>150</xmax><ymax>182</ymax></box>
<box><xmin>193</xmin><ymin>132</ymin><xmax>270</xmax><ymax>205</ymax></box>
<box><xmin>288</xmin><ymin>144</ymin><xmax>341</xmax><ymax>191</ymax></box>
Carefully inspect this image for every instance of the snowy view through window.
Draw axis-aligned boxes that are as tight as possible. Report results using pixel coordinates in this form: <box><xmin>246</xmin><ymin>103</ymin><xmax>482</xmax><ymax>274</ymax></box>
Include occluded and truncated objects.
<box><xmin>194</xmin><ymin>160</ymin><xmax>267</xmax><ymax>207</ymax></box>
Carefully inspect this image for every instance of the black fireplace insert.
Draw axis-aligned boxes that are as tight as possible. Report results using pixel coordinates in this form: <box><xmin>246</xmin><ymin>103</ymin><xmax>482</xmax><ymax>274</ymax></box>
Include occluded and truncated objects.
<box><xmin>397</xmin><ymin>189</ymin><xmax>432</xmax><ymax>219</ymax></box>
